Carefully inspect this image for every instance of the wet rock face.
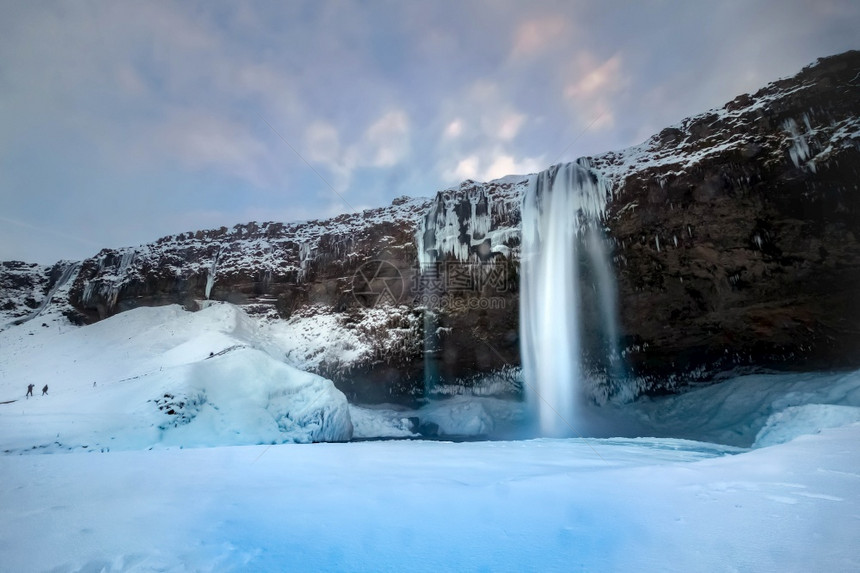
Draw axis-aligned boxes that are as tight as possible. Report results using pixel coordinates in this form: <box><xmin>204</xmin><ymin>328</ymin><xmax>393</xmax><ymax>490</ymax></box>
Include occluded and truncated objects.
<box><xmin>601</xmin><ymin>51</ymin><xmax>860</xmax><ymax>387</ymax></box>
<box><xmin>608</xmin><ymin>150</ymin><xmax>860</xmax><ymax>387</ymax></box>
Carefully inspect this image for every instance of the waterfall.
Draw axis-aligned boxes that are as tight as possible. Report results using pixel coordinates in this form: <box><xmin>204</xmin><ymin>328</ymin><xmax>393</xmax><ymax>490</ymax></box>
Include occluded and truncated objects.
<box><xmin>519</xmin><ymin>160</ymin><xmax>620</xmax><ymax>437</ymax></box>
<box><xmin>584</xmin><ymin>225</ymin><xmax>625</xmax><ymax>386</ymax></box>
<box><xmin>205</xmin><ymin>249</ymin><xmax>221</xmax><ymax>300</ymax></box>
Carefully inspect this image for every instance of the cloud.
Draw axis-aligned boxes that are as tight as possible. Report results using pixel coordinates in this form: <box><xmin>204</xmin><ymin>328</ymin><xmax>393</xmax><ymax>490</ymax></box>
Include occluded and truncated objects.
<box><xmin>451</xmin><ymin>156</ymin><xmax>480</xmax><ymax>181</ymax></box>
<box><xmin>563</xmin><ymin>54</ymin><xmax>627</xmax><ymax>129</ymax></box>
<box><xmin>2</xmin><ymin>0</ymin><xmax>859</xmax><ymax>264</ymax></box>
<box><xmin>434</xmin><ymin>78</ymin><xmax>536</xmax><ymax>184</ymax></box>
<box><xmin>565</xmin><ymin>55</ymin><xmax>623</xmax><ymax>100</ymax></box>
<box><xmin>115</xmin><ymin>65</ymin><xmax>148</xmax><ymax>97</ymax></box>
<box><xmin>483</xmin><ymin>154</ymin><xmax>544</xmax><ymax>180</ymax></box>
<box><xmin>363</xmin><ymin>110</ymin><xmax>411</xmax><ymax>168</ymax></box>
<box><xmin>152</xmin><ymin>112</ymin><xmax>270</xmax><ymax>186</ymax></box>
<box><xmin>305</xmin><ymin>121</ymin><xmax>342</xmax><ymax>165</ymax></box>
<box><xmin>444</xmin><ymin>119</ymin><xmax>464</xmax><ymax>139</ymax></box>
<box><xmin>497</xmin><ymin>113</ymin><xmax>527</xmax><ymax>141</ymax></box>
<box><xmin>444</xmin><ymin>150</ymin><xmax>544</xmax><ymax>183</ymax></box>
<box><xmin>511</xmin><ymin>16</ymin><xmax>570</xmax><ymax>59</ymax></box>
<box><xmin>303</xmin><ymin>109</ymin><xmax>411</xmax><ymax>191</ymax></box>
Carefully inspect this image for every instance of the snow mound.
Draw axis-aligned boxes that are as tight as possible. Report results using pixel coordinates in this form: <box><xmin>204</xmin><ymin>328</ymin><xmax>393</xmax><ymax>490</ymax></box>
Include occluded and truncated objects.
<box><xmin>422</xmin><ymin>397</ymin><xmax>496</xmax><ymax>436</ymax></box>
<box><xmin>0</xmin><ymin>303</ymin><xmax>352</xmax><ymax>451</ymax></box>
<box><xmin>619</xmin><ymin>369</ymin><xmax>860</xmax><ymax>446</ymax></box>
<box><xmin>753</xmin><ymin>404</ymin><xmax>860</xmax><ymax>448</ymax></box>
<box><xmin>158</xmin><ymin>347</ymin><xmax>353</xmax><ymax>446</ymax></box>
<box><xmin>349</xmin><ymin>404</ymin><xmax>417</xmax><ymax>439</ymax></box>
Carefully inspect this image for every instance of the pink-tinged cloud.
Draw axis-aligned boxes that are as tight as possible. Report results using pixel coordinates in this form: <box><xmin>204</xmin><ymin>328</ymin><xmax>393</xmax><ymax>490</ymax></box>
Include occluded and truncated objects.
<box><xmin>512</xmin><ymin>17</ymin><xmax>570</xmax><ymax>58</ymax></box>
<box><xmin>564</xmin><ymin>54</ymin><xmax>627</xmax><ymax>129</ymax></box>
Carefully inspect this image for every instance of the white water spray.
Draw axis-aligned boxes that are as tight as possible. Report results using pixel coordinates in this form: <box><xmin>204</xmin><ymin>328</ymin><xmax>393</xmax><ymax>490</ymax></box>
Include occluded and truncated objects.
<box><xmin>520</xmin><ymin>161</ymin><xmax>618</xmax><ymax>437</ymax></box>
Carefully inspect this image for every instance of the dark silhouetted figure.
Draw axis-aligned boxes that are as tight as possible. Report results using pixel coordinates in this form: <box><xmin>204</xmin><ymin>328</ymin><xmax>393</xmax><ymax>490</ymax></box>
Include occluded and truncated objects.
<box><xmin>42</xmin><ymin>384</ymin><xmax>48</xmax><ymax>396</ymax></box>
<box><xmin>26</xmin><ymin>384</ymin><xmax>34</xmax><ymax>398</ymax></box>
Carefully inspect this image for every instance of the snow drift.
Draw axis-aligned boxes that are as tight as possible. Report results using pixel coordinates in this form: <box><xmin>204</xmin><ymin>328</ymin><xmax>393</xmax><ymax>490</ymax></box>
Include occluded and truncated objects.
<box><xmin>0</xmin><ymin>303</ymin><xmax>352</xmax><ymax>452</ymax></box>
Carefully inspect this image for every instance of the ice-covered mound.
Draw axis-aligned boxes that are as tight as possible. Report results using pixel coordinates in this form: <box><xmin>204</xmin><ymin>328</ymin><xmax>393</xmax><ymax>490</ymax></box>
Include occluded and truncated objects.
<box><xmin>348</xmin><ymin>396</ymin><xmax>528</xmax><ymax>440</ymax></box>
<box><xmin>0</xmin><ymin>303</ymin><xmax>352</xmax><ymax>452</ymax></box>
<box><xmin>349</xmin><ymin>404</ymin><xmax>417</xmax><ymax>439</ymax></box>
<box><xmin>753</xmin><ymin>404</ymin><xmax>860</xmax><ymax>448</ymax></box>
<box><xmin>615</xmin><ymin>369</ymin><xmax>860</xmax><ymax>446</ymax></box>
<box><xmin>156</xmin><ymin>346</ymin><xmax>353</xmax><ymax>446</ymax></box>
<box><xmin>418</xmin><ymin>396</ymin><xmax>527</xmax><ymax>437</ymax></box>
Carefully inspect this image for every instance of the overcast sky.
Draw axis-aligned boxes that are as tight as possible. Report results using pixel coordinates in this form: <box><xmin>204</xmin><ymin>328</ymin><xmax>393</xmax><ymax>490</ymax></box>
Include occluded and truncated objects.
<box><xmin>1</xmin><ymin>0</ymin><xmax>858</xmax><ymax>265</ymax></box>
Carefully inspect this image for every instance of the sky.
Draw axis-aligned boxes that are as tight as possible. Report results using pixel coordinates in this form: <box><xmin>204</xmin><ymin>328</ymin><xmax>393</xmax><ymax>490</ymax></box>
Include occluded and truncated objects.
<box><xmin>1</xmin><ymin>0</ymin><xmax>858</xmax><ymax>265</ymax></box>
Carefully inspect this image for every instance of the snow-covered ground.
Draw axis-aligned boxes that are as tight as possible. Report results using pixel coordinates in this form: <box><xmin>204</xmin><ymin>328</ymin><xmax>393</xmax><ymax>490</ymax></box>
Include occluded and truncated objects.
<box><xmin>1</xmin><ymin>427</ymin><xmax>859</xmax><ymax>571</ymax></box>
<box><xmin>1</xmin><ymin>304</ymin><xmax>859</xmax><ymax>571</ymax></box>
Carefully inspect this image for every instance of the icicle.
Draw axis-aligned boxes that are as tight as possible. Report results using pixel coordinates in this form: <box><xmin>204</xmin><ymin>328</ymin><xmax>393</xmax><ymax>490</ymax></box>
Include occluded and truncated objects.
<box><xmin>783</xmin><ymin>117</ymin><xmax>811</xmax><ymax>168</ymax></box>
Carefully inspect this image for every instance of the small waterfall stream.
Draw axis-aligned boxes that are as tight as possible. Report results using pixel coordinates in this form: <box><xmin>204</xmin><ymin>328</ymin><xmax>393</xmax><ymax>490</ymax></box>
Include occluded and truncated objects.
<box><xmin>205</xmin><ymin>249</ymin><xmax>221</xmax><ymax>300</ymax></box>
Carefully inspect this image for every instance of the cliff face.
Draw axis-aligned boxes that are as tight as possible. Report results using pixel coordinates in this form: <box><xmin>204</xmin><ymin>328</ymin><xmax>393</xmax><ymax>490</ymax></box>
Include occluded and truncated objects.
<box><xmin>70</xmin><ymin>197</ymin><xmax>430</xmax><ymax>322</ymax></box>
<box><xmin>1</xmin><ymin>260</ymin><xmax>80</xmax><ymax>327</ymax></box>
<box><xmin>596</xmin><ymin>51</ymin><xmax>860</xmax><ymax>388</ymax></box>
<box><xmin>411</xmin><ymin>50</ymin><xmax>860</xmax><ymax>395</ymax></box>
<box><xmin>3</xmin><ymin>51</ymin><xmax>859</xmax><ymax>402</ymax></box>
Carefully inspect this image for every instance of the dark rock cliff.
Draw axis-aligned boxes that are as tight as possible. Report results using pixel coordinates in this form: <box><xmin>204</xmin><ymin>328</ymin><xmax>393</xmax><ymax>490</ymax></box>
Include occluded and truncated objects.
<box><xmin>413</xmin><ymin>51</ymin><xmax>860</xmax><ymax>396</ymax></box>
<box><xmin>595</xmin><ymin>51</ymin><xmax>860</xmax><ymax>389</ymax></box>
<box><xmin>3</xmin><ymin>51</ymin><xmax>859</xmax><ymax>402</ymax></box>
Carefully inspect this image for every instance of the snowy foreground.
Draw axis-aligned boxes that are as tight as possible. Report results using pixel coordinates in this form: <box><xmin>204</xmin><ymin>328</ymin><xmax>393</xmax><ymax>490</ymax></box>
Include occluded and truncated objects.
<box><xmin>2</xmin><ymin>304</ymin><xmax>860</xmax><ymax>571</ymax></box>
<box><xmin>2</xmin><ymin>430</ymin><xmax>859</xmax><ymax>572</ymax></box>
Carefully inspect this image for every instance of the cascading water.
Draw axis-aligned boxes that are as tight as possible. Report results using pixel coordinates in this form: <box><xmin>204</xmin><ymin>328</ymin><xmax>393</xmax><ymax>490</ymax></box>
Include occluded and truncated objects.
<box><xmin>584</xmin><ymin>224</ymin><xmax>626</xmax><ymax>388</ymax></box>
<box><xmin>519</xmin><ymin>160</ymin><xmax>622</xmax><ymax>437</ymax></box>
<box><xmin>205</xmin><ymin>249</ymin><xmax>221</xmax><ymax>300</ymax></box>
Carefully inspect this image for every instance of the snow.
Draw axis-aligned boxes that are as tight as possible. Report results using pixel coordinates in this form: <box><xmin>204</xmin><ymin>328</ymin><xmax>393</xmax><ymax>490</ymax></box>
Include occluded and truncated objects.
<box><xmin>1</xmin><ymin>425</ymin><xmax>859</xmax><ymax>571</ymax></box>
<box><xmin>614</xmin><ymin>369</ymin><xmax>860</xmax><ymax>447</ymax></box>
<box><xmin>420</xmin><ymin>395</ymin><xmax>496</xmax><ymax>435</ymax></box>
<box><xmin>263</xmin><ymin>304</ymin><xmax>421</xmax><ymax>376</ymax></box>
<box><xmin>754</xmin><ymin>404</ymin><xmax>860</xmax><ymax>448</ymax></box>
<box><xmin>587</xmin><ymin>75</ymin><xmax>860</xmax><ymax>194</ymax></box>
<box><xmin>348</xmin><ymin>403</ymin><xmax>416</xmax><ymax>438</ymax></box>
<box><xmin>2</xmin><ymin>309</ymin><xmax>860</xmax><ymax>570</ymax></box>
<box><xmin>0</xmin><ymin>303</ymin><xmax>353</xmax><ymax>451</ymax></box>
<box><xmin>0</xmin><ymin>260</ymin><xmax>79</xmax><ymax>329</ymax></box>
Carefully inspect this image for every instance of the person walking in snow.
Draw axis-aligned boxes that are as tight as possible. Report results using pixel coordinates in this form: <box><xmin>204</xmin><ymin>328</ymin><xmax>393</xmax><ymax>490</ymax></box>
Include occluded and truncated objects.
<box><xmin>42</xmin><ymin>384</ymin><xmax>48</xmax><ymax>396</ymax></box>
<box><xmin>26</xmin><ymin>384</ymin><xmax>34</xmax><ymax>398</ymax></box>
